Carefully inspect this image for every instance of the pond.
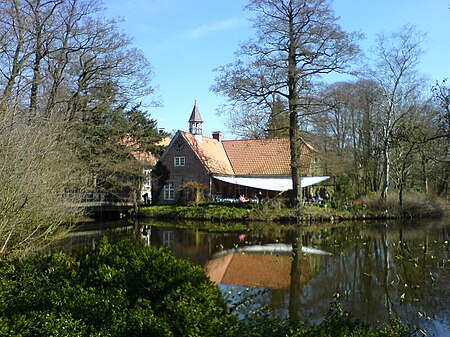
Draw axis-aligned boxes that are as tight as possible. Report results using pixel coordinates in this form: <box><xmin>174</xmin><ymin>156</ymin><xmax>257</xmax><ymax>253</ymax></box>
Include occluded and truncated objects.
<box><xmin>56</xmin><ymin>218</ymin><xmax>449</xmax><ymax>337</ymax></box>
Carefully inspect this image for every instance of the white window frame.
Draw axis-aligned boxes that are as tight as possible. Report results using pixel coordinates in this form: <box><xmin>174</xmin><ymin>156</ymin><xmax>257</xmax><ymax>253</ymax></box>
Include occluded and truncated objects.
<box><xmin>163</xmin><ymin>182</ymin><xmax>175</xmax><ymax>200</ymax></box>
<box><xmin>143</xmin><ymin>169</ymin><xmax>152</xmax><ymax>188</ymax></box>
<box><xmin>174</xmin><ymin>156</ymin><xmax>185</xmax><ymax>167</ymax></box>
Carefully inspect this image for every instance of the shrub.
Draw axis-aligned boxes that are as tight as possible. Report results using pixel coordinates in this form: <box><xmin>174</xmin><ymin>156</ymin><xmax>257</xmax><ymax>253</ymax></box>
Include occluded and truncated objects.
<box><xmin>177</xmin><ymin>181</ymin><xmax>208</xmax><ymax>206</ymax></box>
<box><xmin>360</xmin><ymin>191</ymin><xmax>447</xmax><ymax>218</ymax></box>
<box><xmin>0</xmin><ymin>238</ymin><xmax>234</xmax><ymax>337</ymax></box>
<box><xmin>334</xmin><ymin>175</ymin><xmax>354</xmax><ymax>210</ymax></box>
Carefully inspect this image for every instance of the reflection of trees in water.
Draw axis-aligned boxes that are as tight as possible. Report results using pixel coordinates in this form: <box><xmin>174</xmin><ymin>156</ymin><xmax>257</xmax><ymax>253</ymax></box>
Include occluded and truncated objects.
<box><xmin>198</xmin><ymin>220</ymin><xmax>447</xmax><ymax>337</ymax></box>
<box><xmin>299</xmin><ymin>223</ymin><xmax>448</xmax><ymax>334</ymax></box>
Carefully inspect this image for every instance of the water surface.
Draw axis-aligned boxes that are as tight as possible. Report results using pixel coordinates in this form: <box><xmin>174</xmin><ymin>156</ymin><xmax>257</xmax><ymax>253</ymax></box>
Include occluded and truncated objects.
<box><xmin>59</xmin><ymin>219</ymin><xmax>449</xmax><ymax>336</ymax></box>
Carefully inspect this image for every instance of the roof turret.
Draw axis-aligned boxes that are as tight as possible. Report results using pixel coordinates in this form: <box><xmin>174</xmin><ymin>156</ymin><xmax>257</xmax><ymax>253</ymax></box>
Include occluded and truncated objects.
<box><xmin>188</xmin><ymin>100</ymin><xmax>203</xmax><ymax>135</ymax></box>
<box><xmin>188</xmin><ymin>100</ymin><xmax>203</xmax><ymax>122</ymax></box>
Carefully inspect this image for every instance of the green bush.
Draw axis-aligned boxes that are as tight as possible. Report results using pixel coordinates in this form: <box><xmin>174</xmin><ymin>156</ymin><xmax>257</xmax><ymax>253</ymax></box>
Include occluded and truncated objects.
<box><xmin>0</xmin><ymin>238</ymin><xmax>234</xmax><ymax>337</ymax></box>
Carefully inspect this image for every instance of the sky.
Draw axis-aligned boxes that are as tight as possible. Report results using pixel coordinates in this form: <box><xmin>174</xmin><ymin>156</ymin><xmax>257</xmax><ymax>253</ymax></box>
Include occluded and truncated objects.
<box><xmin>104</xmin><ymin>0</ymin><xmax>450</xmax><ymax>139</ymax></box>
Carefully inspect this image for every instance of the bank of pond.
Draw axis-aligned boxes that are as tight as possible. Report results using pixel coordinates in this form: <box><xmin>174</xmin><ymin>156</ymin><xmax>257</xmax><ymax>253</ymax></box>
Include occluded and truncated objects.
<box><xmin>138</xmin><ymin>196</ymin><xmax>447</xmax><ymax>223</ymax></box>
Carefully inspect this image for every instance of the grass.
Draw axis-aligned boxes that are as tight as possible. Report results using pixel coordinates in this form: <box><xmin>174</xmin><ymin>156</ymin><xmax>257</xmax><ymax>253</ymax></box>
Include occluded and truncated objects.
<box><xmin>139</xmin><ymin>192</ymin><xmax>448</xmax><ymax>223</ymax></box>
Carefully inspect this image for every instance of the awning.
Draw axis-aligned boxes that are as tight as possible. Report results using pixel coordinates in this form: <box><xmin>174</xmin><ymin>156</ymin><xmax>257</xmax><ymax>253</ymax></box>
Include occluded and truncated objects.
<box><xmin>213</xmin><ymin>176</ymin><xmax>329</xmax><ymax>192</ymax></box>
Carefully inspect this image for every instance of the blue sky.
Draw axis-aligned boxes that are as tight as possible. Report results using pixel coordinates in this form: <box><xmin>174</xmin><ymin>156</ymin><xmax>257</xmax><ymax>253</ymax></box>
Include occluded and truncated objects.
<box><xmin>104</xmin><ymin>0</ymin><xmax>450</xmax><ymax>138</ymax></box>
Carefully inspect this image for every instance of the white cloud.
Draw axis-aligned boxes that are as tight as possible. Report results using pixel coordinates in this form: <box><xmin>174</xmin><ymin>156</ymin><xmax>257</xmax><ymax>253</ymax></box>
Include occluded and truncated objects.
<box><xmin>181</xmin><ymin>17</ymin><xmax>244</xmax><ymax>40</ymax></box>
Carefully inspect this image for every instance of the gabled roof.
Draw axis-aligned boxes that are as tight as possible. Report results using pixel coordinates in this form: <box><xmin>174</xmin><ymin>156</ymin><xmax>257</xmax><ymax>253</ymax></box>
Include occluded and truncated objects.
<box><xmin>121</xmin><ymin>134</ymin><xmax>171</xmax><ymax>166</ymax></box>
<box><xmin>222</xmin><ymin>138</ymin><xmax>291</xmax><ymax>175</ymax></box>
<box><xmin>181</xmin><ymin>131</ymin><xmax>234</xmax><ymax>175</ymax></box>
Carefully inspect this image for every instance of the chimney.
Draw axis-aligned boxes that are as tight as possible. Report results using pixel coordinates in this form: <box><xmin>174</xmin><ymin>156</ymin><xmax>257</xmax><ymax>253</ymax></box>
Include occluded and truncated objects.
<box><xmin>212</xmin><ymin>131</ymin><xmax>222</xmax><ymax>143</ymax></box>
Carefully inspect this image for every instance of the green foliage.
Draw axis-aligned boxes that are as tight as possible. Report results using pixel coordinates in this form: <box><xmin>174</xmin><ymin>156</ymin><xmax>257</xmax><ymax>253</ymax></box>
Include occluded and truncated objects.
<box><xmin>74</xmin><ymin>102</ymin><xmax>162</xmax><ymax>199</ymax></box>
<box><xmin>177</xmin><ymin>181</ymin><xmax>207</xmax><ymax>206</ymax></box>
<box><xmin>125</xmin><ymin>104</ymin><xmax>166</xmax><ymax>155</ymax></box>
<box><xmin>0</xmin><ymin>238</ymin><xmax>234</xmax><ymax>337</ymax></box>
<box><xmin>334</xmin><ymin>175</ymin><xmax>354</xmax><ymax>210</ymax></box>
<box><xmin>140</xmin><ymin>204</ymin><xmax>256</xmax><ymax>222</ymax></box>
<box><xmin>151</xmin><ymin>161</ymin><xmax>170</xmax><ymax>202</ymax></box>
<box><xmin>0</xmin><ymin>238</ymin><xmax>414</xmax><ymax>337</ymax></box>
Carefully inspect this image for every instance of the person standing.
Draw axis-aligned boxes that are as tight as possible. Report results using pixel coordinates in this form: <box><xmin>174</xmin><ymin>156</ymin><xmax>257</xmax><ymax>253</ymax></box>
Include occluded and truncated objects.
<box><xmin>257</xmin><ymin>191</ymin><xmax>264</xmax><ymax>205</ymax></box>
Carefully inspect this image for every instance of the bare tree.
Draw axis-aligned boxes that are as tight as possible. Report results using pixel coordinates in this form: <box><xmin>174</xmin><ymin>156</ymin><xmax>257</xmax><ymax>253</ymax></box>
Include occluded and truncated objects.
<box><xmin>312</xmin><ymin>80</ymin><xmax>385</xmax><ymax>195</ymax></box>
<box><xmin>0</xmin><ymin>0</ymin><xmax>160</xmax><ymax>253</ymax></box>
<box><xmin>430</xmin><ymin>80</ymin><xmax>450</xmax><ymax>195</ymax></box>
<box><xmin>369</xmin><ymin>24</ymin><xmax>426</xmax><ymax>200</ymax></box>
<box><xmin>0</xmin><ymin>0</ymin><xmax>156</xmax><ymax>124</ymax></box>
<box><xmin>0</xmin><ymin>111</ymin><xmax>86</xmax><ymax>255</ymax></box>
<box><xmin>212</xmin><ymin>0</ymin><xmax>361</xmax><ymax>208</ymax></box>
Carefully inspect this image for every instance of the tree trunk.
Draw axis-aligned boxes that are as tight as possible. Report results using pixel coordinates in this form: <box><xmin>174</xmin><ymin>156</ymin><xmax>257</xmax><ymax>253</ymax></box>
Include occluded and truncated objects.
<box><xmin>290</xmin><ymin>111</ymin><xmax>302</xmax><ymax>208</ymax></box>
<box><xmin>381</xmin><ymin>142</ymin><xmax>389</xmax><ymax>200</ymax></box>
<box><xmin>29</xmin><ymin>0</ymin><xmax>43</xmax><ymax>123</ymax></box>
<box><xmin>288</xmin><ymin>9</ymin><xmax>302</xmax><ymax>209</ymax></box>
<box><xmin>422</xmin><ymin>157</ymin><xmax>429</xmax><ymax>194</ymax></box>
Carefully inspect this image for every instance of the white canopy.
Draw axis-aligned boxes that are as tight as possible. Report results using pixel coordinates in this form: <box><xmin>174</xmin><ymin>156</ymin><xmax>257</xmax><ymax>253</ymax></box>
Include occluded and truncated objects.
<box><xmin>213</xmin><ymin>176</ymin><xmax>329</xmax><ymax>192</ymax></box>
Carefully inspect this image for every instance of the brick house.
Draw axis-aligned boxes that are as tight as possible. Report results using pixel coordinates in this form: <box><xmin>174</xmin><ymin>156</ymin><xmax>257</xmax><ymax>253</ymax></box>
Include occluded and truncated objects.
<box><xmin>155</xmin><ymin>102</ymin><xmax>328</xmax><ymax>204</ymax></box>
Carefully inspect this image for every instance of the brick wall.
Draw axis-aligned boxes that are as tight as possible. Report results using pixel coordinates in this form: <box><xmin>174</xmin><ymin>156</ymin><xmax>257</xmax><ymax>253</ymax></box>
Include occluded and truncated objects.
<box><xmin>158</xmin><ymin>137</ymin><xmax>213</xmax><ymax>204</ymax></box>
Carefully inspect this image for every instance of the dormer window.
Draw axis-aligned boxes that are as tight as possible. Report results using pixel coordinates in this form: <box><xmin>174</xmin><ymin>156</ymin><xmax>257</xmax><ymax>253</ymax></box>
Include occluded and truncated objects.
<box><xmin>174</xmin><ymin>156</ymin><xmax>185</xmax><ymax>167</ymax></box>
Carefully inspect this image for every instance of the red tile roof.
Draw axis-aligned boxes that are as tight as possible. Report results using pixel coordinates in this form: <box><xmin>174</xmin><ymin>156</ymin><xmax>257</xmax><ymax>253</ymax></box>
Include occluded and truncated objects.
<box><xmin>222</xmin><ymin>138</ymin><xmax>292</xmax><ymax>175</ymax></box>
<box><xmin>125</xmin><ymin>136</ymin><xmax>171</xmax><ymax>166</ymax></box>
<box><xmin>178</xmin><ymin>132</ymin><xmax>315</xmax><ymax>176</ymax></box>
<box><xmin>181</xmin><ymin>131</ymin><xmax>234</xmax><ymax>175</ymax></box>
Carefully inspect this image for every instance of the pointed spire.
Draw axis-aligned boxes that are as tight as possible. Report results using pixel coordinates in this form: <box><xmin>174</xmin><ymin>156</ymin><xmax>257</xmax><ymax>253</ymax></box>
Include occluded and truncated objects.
<box><xmin>188</xmin><ymin>100</ymin><xmax>203</xmax><ymax>123</ymax></box>
<box><xmin>188</xmin><ymin>100</ymin><xmax>203</xmax><ymax>135</ymax></box>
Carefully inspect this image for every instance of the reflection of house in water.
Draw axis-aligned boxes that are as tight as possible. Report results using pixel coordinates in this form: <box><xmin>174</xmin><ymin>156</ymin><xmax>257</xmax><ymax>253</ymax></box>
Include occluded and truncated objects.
<box><xmin>206</xmin><ymin>251</ymin><xmax>312</xmax><ymax>289</ymax></box>
<box><xmin>148</xmin><ymin>226</ymin><xmax>218</xmax><ymax>266</ymax></box>
<box><xmin>162</xmin><ymin>230</ymin><xmax>174</xmax><ymax>248</ymax></box>
<box><xmin>204</xmin><ymin>243</ymin><xmax>332</xmax><ymax>290</ymax></box>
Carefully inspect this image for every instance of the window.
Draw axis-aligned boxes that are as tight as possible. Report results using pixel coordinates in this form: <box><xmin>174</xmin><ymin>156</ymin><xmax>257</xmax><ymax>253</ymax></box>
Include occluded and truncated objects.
<box><xmin>174</xmin><ymin>156</ymin><xmax>185</xmax><ymax>167</ymax></box>
<box><xmin>143</xmin><ymin>169</ymin><xmax>151</xmax><ymax>188</ymax></box>
<box><xmin>163</xmin><ymin>182</ymin><xmax>175</xmax><ymax>200</ymax></box>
